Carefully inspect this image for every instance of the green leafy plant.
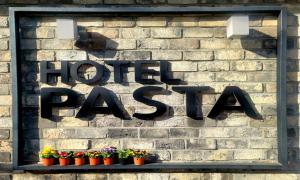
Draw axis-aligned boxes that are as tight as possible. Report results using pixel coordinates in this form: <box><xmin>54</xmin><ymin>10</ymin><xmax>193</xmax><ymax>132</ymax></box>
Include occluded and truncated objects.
<box><xmin>117</xmin><ymin>149</ymin><xmax>134</xmax><ymax>159</ymax></box>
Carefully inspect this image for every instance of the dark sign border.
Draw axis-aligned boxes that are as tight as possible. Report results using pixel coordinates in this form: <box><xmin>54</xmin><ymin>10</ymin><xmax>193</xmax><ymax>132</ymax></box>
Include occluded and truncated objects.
<box><xmin>9</xmin><ymin>6</ymin><xmax>287</xmax><ymax>172</ymax></box>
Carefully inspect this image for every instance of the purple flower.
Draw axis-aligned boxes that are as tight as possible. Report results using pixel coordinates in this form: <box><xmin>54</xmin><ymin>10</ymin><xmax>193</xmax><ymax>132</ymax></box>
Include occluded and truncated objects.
<box><xmin>101</xmin><ymin>147</ymin><xmax>117</xmax><ymax>154</ymax></box>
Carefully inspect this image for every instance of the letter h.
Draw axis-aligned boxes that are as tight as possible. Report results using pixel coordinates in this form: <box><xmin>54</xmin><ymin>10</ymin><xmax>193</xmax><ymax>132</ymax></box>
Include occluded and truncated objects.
<box><xmin>40</xmin><ymin>61</ymin><xmax>69</xmax><ymax>84</ymax></box>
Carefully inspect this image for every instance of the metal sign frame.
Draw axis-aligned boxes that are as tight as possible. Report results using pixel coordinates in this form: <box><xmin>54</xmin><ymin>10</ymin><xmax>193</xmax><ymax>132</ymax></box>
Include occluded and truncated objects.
<box><xmin>9</xmin><ymin>6</ymin><xmax>287</xmax><ymax>172</ymax></box>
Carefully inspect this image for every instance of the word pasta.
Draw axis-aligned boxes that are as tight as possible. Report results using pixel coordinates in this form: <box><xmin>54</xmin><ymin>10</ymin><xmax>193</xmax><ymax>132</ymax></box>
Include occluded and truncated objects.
<box><xmin>40</xmin><ymin>60</ymin><xmax>259</xmax><ymax>120</ymax></box>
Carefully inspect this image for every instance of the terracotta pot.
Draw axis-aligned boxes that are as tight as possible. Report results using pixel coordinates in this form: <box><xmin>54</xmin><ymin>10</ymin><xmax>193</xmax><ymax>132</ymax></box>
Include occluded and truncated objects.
<box><xmin>42</xmin><ymin>158</ymin><xmax>55</xmax><ymax>166</ymax></box>
<box><xmin>103</xmin><ymin>157</ymin><xmax>113</xmax><ymax>166</ymax></box>
<box><xmin>59</xmin><ymin>158</ymin><xmax>70</xmax><ymax>166</ymax></box>
<box><xmin>75</xmin><ymin>158</ymin><xmax>85</xmax><ymax>166</ymax></box>
<box><xmin>133</xmin><ymin>157</ymin><xmax>145</xmax><ymax>166</ymax></box>
<box><xmin>89</xmin><ymin>158</ymin><xmax>100</xmax><ymax>166</ymax></box>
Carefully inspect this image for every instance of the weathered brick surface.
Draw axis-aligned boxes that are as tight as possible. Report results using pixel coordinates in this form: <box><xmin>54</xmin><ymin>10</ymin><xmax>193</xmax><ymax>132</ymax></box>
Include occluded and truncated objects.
<box><xmin>0</xmin><ymin>129</ymin><xmax>9</xmax><ymax>139</ymax></box>
<box><xmin>0</xmin><ymin>84</ymin><xmax>9</xmax><ymax>95</ymax></box>
<box><xmin>152</xmin><ymin>50</ymin><xmax>182</xmax><ymax>60</ymax></box>
<box><xmin>121</xmin><ymin>28</ymin><xmax>150</xmax><ymax>39</ymax></box>
<box><xmin>155</xmin><ymin>139</ymin><xmax>185</xmax><ymax>149</ymax></box>
<box><xmin>108</xmin><ymin>128</ymin><xmax>138</xmax><ymax>138</ymax></box>
<box><xmin>198</xmin><ymin>61</ymin><xmax>229</xmax><ymax>71</ymax></box>
<box><xmin>22</xmin><ymin>27</ymin><xmax>55</xmax><ymax>39</ymax></box>
<box><xmin>170</xmin><ymin>17</ymin><xmax>199</xmax><ymax>27</ymax></box>
<box><xmin>151</xmin><ymin>28</ymin><xmax>182</xmax><ymax>38</ymax></box>
<box><xmin>41</xmin><ymin>39</ymin><xmax>73</xmax><ymax>49</ymax></box>
<box><xmin>91</xmin><ymin>139</ymin><xmax>120</xmax><ymax>149</ymax></box>
<box><xmin>186</xmin><ymin>139</ymin><xmax>217</xmax><ymax>150</ymax></box>
<box><xmin>234</xmin><ymin>149</ymin><xmax>266</xmax><ymax>160</ymax></box>
<box><xmin>214</xmin><ymin>50</ymin><xmax>244</xmax><ymax>60</ymax></box>
<box><xmin>183</xmin><ymin>28</ymin><xmax>214</xmax><ymax>37</ymax></box>
<box><xmin>24</xmin><ymin>50</ymin><xmax>54</xmax><ymax>61</ymax></box>
<box><xmin>140</xmin><ymin>129</ymin><xmax>169</xmax><ymax>138</ymax></box>
<box><xmin>122</xmin><ymin>139</ymin><xmax>154</xmax><ymax>149</ymax></box>
<box><xmin>0</xmin><ymin>152</ymin><xmax>10</xmax><ymax>162</ymax></box>
<box><xmin>110</xmin><ymin>174</ymin><xmax>138</xmax><ymax>180</ymax></box>
<box><xmin>56</xmin><ymin>139</ymin><xmax>90</xmax><ymax>150</ymax></box>
<box><xmin>77</xmin><ymin>174</ymin><xmax>107</xmax><ymax>180</ymax></box>
<box><xmin>138</xmin><ymin>39</ymin><xmax>199</xmax><ymax>49</ymax></box>
<box><xmin>183</xmin><ymin>51</ymin><xmax>214</xmax><ymax>61</ymax></box>
<box><xmin>104</xmin><ymin>18</ymin><xmax>135</xmax><ymax>27</ymax></box>
<box><xmin>56</xmin><ymin>50</ymin><xmax>87</xmax><ymax>60</ymax></box>
<box><xmin>137</xmin><ymin>17</ymin><xmax>167</xmax><ymax>27</ymax></box>
<box><xmin>57</xmin><ymin>117</ymin><xmax>89</xmax><ymax>127</ymax></box>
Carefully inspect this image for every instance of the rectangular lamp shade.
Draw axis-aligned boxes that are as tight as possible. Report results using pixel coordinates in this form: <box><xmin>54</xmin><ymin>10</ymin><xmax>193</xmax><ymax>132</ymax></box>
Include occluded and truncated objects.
<box><xmin>56</xmin><ymin>18</ymin><xmax>78</xmax><ymax>40</ymax></box>
<box><xmin>227</xmin><ymin>15</ymin><xmax>249</xmax><ymax>38</ymax></box>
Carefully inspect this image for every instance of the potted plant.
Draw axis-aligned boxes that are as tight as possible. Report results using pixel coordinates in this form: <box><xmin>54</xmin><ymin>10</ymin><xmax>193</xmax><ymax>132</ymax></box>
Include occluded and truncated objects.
<box><xmin>132</xmin><ymin>150</ymin><xmax>148</xmax><ymax>166</ymax></box>
<box><xmin>73</xmin><ymin>152</ymin><xmax>86</xmax><ymax>166</ymax></box>
<box><xmin>87</xmin><ymin>151</ymin><xmax>101</xmax><ymax>166</ymax></box>
<box><xmin>58</xmin><ymin>151</ymin><xmax>73</xmax><ymax>166</ymax></box>
<box><xmin>117</xmin><ymin>149</ymin><xmax>134</xmax><ymax>165</ymax></box>
<box><xmin>39</xmin><ymin>146</ymin><xmax>58</xmax><ymax>166</ymax></box>
<box><xmin>101</xmin><ymin>147</ymin><xmax>117</xmax><ymax>166</ymax></box>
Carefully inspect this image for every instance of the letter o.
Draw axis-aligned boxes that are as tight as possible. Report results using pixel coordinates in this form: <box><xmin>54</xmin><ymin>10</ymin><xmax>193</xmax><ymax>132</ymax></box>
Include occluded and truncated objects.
<box><xmin>70</xmin><ymin>60</ymin><xmax>104</xmax><ymax>84</ymax></box>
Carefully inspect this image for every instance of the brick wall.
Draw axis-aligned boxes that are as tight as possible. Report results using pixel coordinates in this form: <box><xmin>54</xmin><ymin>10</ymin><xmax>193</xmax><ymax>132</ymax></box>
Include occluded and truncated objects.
<box><xmin>0</xmin><ymin>1</ymin><xmax>298</xmax><ymax>180</ymax></box>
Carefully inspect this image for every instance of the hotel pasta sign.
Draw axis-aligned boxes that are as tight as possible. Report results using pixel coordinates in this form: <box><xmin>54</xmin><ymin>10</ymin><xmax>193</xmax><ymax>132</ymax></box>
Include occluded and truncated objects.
<box><xmin>10</xmin><ymin>6</ymin><xmax>287</xmax><ymax>171</ymax></box>
<box><xmin>40</xmin><ymin>60</ymin><xmax>260</xmax><ymax>120</ymax></box>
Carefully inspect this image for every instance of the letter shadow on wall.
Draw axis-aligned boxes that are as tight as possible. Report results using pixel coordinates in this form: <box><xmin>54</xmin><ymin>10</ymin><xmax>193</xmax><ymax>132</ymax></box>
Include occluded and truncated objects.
<box><xmin>21</xmin><ymin>43</ymin><xmax>46</xmax><ymax>163</ymax></box>
<box><xmin>240</xmin><ymin>29</ymin><xmax>277</xmax><ymax>58</ymax></box>
<box><xmin>20</xmin><ymin>35</ymin><xmax>44</xmax><ymax>163</ymax></box>
<box><xmin>285</xmin><ymin>15</ymin><xmax>299</xmax><ymax>165</ymax></box>
<box><xmin>261</xmin><ymin>15</ymin><xmax>300</xmax><ymax>164</ymax></box>
<box><xmin>74</xmin><ymin>25</ymin><xmax>120</xmax><ymax>85</ymax></box>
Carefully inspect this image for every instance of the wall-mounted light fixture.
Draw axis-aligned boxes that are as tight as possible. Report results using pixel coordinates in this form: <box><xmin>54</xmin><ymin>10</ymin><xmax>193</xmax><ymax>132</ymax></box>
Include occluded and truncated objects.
<box><xmin>57</xmin><ymin>18</ymin><xmax>78</xmax><ymax>40</ymax></box>
<box><xmin>227</xmin><ymin>15</ymin><xmax>249</xmax><ymax>38</ymax></box>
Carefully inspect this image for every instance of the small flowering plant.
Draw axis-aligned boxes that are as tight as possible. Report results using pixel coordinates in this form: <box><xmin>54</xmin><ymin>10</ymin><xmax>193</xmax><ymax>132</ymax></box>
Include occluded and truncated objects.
<box><xmin>58</xmin><ymin>151</ymin><xmax>73</xmax><ymax>159</ymax></box>
<box><xmin>131</xmin><ymin>150</ymin><xmax>148</xmax><ymax>158</ymax></box>
<box><xmin>73</xmin><ymin>151</ymin><xmax>86</xmax><ymax>158</ymax></box>
<box><xmin>86</xmin><ymin>151</ymin><xmax>101</xmax><ymax>158</ymax></box>
<box><xmin>101</xmin><ymin>147</ymin><xmax>117</xmax><ymax>158</ymax></box>
<box><xmin>39</xmin><ymin>146</ymin><xmax>58</xmax><ymax>159</ymax></box>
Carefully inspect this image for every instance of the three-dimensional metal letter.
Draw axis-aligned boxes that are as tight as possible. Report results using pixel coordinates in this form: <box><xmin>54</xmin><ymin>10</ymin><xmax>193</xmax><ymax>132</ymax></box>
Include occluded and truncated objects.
<box><xmin>133</xmin><ymin>86</ymin><xmax>167</xmax><ymax>120</ymax></box>
<box><xmin>105</xmin><ymin>61</ymin><xmax>131</xmax><ymax>83</ymax></box>
<box><xmin>173</xmin><ymin>86</ymin><xmax>209</xmax><ymax>120</ymax></box>
<box><xmin>41</xmin><ymin>87</ymin><xmax>78</xmax><ymax>118</ymax></box>
<box><xmin>208</xmin><ymin>86</ymin><xmax>260</xmax><ymax>119</ymax></box>
<box><xmin>40</xmin><ymin>61</ymin><xmax>69</xmax><ymax>83</ymax></box>
<box><xmin>160</xmin><ymin>61</ymin><xmax>182</xmax><ymax>85</ymax></box>
<box><xmin>76</xmin><ymin>87</ymin><xmax>130</xmax><ymax>119</ymax></box>
<box><xmin>70</xmin><ymin>60</ymin><xmax>104</xmax><ymax>84</ymax></box>
<box><xmin>135</xmin><ymin>60</ymin><xmax>160</xmax><ymax>84</ymax></box>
